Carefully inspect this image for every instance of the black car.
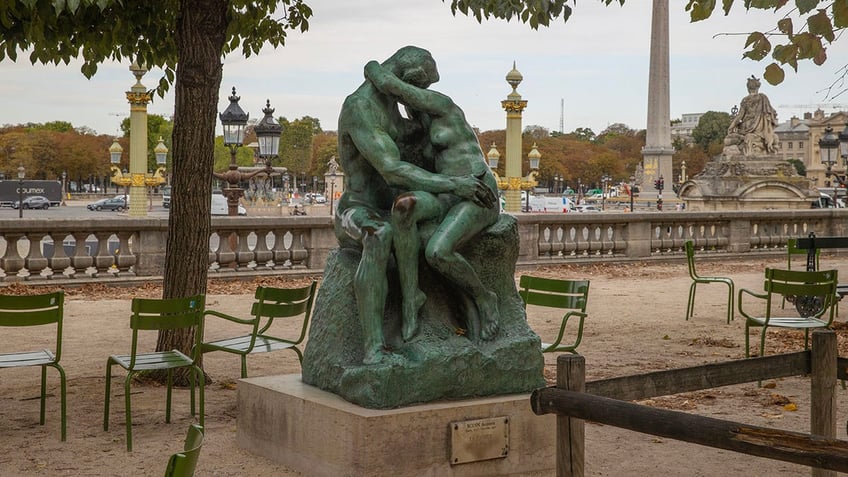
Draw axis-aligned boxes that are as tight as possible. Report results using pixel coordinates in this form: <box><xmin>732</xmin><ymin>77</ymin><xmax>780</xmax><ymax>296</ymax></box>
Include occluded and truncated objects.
<box><xmin>87</xmin><ymin>197</ymin><xmax>127</xmax><ymax>211</ymax></box>
<box><xmin>12</xmin><ymin>195</ymin><xmax>50</xmax><ymax>209</ymax></box>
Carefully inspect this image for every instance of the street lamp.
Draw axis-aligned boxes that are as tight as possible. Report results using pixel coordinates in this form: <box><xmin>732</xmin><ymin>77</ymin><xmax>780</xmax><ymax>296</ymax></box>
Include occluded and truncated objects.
<box><xmin>216</xmin><ymin>87</ymin><xmax>249</xmax><ymax>216</ymax></box>
<box><xmin>61</xmin><ymin>171</ymin><xmax>67</xmax><ymax>206</ymax></box>
<box><xmin>254</xmin><ymin>99</ymin><xmax>282</xmax><ymax>166</ymax></box>
<box><xmin>629</xmin><ymin>175</ymin><xmax>636</xmax><ymax>212</ymax></box>
<box><xmin>525</xmin><ymin>143</ymin><xmax>541</xmax><ymax>212</ymax></box>
<box><xmin>328</xmin><ymin>171</ymin><xmax>337</xmax><ymax>216</ymax></box>
<box><xmin>17</xmin><ymin>166</ymin><xmax>25</xmax><ymax>218</ymax></box>
<box><xmin>819</xmin><ymin>126</ymin><xmax>841</xmax><ymax>197</ymax></box>
<box><xmin>601</xmin><ymin>173</ymin><xmax>612</xmax><ymax>211</ymax></box>
<box><xmin>109</xmin><ymin>139</ymin><xmax>131</xmax><ymax>205</ymax></box>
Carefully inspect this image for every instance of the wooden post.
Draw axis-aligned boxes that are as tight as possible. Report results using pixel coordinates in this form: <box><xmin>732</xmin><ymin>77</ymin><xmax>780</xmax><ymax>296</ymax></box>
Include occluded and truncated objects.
<box><xmin>811</xmin><ymin>330</ymin><xmax>837</xmax><ymax>477</ymax></box>
<box><xmin>557</xmin><ymin>354</ymin><xmax>585</xmax><ymax>477</ymax></box>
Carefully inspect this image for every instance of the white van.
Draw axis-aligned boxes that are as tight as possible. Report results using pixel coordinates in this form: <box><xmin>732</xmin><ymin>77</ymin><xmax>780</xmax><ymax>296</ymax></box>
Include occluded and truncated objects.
<box><xmin>211</xmin><ymin>194</ymin><xmax>247</xmax><ymax>216</ymax></box>
<box><xmin>528</xmin><ymin>195</ymin><xmax>576</xmax><ymax>213</ymax></box>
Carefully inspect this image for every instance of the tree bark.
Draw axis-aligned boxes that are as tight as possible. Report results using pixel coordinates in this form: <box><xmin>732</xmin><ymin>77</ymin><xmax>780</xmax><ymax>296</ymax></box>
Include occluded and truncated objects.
<box><xmin>156</xmin><ymin>0</ymin><xmax>228</xmax><ymax>368</ymax></box>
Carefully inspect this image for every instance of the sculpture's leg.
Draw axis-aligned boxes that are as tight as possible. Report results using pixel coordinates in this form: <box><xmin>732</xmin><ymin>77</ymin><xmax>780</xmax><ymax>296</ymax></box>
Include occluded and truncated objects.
<box><xmin>353</xmin><ymin>221</ymin><xmax>394</xmax><ymax>365</ymax></box>
<box><xmin>392</xmin><ymin>192</ymin><xmax>444</xmax><ymax>341</ymax></box>
<box><xmin>425</xmin><ymin>202</ymin><xmax>500</xmax><ymax>340</ymax></box>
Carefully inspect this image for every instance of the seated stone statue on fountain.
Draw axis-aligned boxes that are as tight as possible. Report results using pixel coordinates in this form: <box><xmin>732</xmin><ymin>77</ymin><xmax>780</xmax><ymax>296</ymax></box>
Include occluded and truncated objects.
<box><xmin>723</xmin><ymin>75</ymin><xmax>779</xmax><ymax>158</ymax></box>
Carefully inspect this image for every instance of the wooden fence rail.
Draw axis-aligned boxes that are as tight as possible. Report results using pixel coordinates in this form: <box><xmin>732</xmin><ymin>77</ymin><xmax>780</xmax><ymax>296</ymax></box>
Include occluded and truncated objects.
<box><xmin>531</xmin><ymin>330</ymin><xmax>843</xmax><ymax>477</ymax></box>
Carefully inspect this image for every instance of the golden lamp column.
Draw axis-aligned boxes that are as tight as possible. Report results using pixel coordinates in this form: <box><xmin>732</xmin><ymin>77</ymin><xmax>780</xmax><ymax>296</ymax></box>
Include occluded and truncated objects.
<box><xmin>501</xmin><ymin>63</ymin><xmax>528</xmax><ymax>214</ymax></box>
<box><xmin>127</xmin><ymin>62</ymin><xmax>151</xmax><ymax>217</ymax></box>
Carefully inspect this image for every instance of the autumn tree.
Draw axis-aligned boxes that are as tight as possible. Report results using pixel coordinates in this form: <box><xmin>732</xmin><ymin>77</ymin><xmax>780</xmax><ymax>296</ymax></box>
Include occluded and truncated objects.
<box><xmin>692</xmin><ymin>111</ymin><xmax>732</xmax><ymax>154</ymax></box>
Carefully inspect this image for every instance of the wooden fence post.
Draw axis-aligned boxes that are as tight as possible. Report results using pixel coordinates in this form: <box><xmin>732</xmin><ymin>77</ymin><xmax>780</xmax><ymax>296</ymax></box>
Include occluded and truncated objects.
<box><xmin>556</xmin><ymin>354</ymin><xmax>585</xmax><ymax>477</ymax></box>
<box><xmin>811</xmin><ymin>329</ymin><xmax>837</xmax><ymax>477</ymax></box>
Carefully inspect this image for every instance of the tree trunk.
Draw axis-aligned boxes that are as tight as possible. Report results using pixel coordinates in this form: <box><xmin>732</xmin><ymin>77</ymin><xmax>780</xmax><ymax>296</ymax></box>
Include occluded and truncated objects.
<box><xmin>156</xmin><ymin>0</ymin><xmax>228</xmax><ymax>374</ymax></box>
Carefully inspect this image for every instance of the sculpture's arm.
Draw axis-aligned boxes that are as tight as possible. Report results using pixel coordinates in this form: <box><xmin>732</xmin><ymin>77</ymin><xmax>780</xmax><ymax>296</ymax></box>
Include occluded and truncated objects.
<box><xmin>364</xmin><ymin>61</ymin><xmax>452</xmax><ymax>117</ymax></box>
<box><xmin>346</xmin><ymin>122</ymin><xmax>493</xmax><ymax>208</ymax></box>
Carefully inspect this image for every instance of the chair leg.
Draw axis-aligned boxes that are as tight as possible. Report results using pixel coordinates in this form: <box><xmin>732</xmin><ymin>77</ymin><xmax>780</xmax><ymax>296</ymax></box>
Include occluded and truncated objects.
<box><xmin>240</xmin><ymin>356</ymin><xmax>248</xmax><ymax>379</ymax></box>
<box><xmin>759</xmin><ymin>326</ymin><xmax>768</xmax><ymax>359</ymax></box>
<box><xmin>744</xmin><ymin>322</ymin><xmax>751</xmax><ymax>358</ymax></box>
<box><xmin>40</xmin><ymin>365</ymin><xmax>47</xmax><ymax>426</ymax></box>
<box><xmin>54</xmin><ymin>364</ymin><xmax>67</xmax><ymax>442</ymax></box>
<box><xmin>725</xmin><ymin>282</ymin><xmax>734</xmax><ymax>324</ymax></box>
<box><xmin>196</xmin><ymin>366</ymin><xmax>205</xmax><ymax>428</ymax></box>
<box><xmin>292</xmin><ymin>346</ymin><xmax>304</xmax><ymax>364</ymax></box>
<box><xmin>189</xmin><ymin>367</ymin><xmax>196</xmax><ymax>417</ymax></box>
<box><xmin>124</xmin><ymin>373</ymin><xmax>134</xmax><ymax>452</ymax></box>
<box><xmin>686</xmin><ymin>282</ymin><xmax>697</xmax><ymax>320</ymax></box>
<box><xmin>104</xmin><ymin>360</ymin><xmax>113</xmax><ymax>431</ymax></box>
<box><xmin>166</xmin><ymin>369</ymin><xmax>173</xmax><ymax>424</ymax></box>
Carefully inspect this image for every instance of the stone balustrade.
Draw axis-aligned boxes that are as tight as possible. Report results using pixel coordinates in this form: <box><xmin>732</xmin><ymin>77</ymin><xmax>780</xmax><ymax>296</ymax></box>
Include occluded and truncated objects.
<box><xmin>0</xmin><ymin>209</ymin><xmax>846</xmax><ymax>283</ymax></box>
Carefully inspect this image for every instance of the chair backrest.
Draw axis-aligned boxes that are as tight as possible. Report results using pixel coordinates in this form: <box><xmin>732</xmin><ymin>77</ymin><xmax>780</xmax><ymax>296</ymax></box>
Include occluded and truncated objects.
<box><xmin>252</xmin><ymin>281</ymin><xmax>317</xmax><ymax>341</ymax></box>
<box><xmin>764</xmin><ymin>268</ymin><xmax>838</xmax><ymax>318</ymax></box>
<box><xmin>518</xmin><ymin>275</ymin><xmax>589</xmax><ymax>313</ymax></box>
<box><xmin>684</xmin><ymin>240</ymin><xmax>700</xmax><ymax>279</ymax></box>
<box><xmin>128</xmin><ymin>295</ymin><xmax>205</xmax><ymax>367</ymax></box>
<box><xmin>0</xmin><ymin>291</ymin><xmax>64</xmax><ymax>360</ymax></box>
<box><xmin>787</xmin><ymin>238</ymin><xmax>820</xmax><ymax>271</ymax></box>
<box><xmin>163</xmin><ymin>424</ymin><xmax>204</xmax><ymax>477</ymax></box>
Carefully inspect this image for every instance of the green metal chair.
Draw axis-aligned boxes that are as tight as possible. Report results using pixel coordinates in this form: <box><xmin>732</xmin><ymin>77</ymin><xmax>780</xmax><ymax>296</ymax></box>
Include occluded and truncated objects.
<box><xmin>200</xmin><ymin>281</ymin><xmax>316</xmax><ymax>378</ymax></box>
<box><xmin>0</xmin><ymin>291</ymin><xmax>66</xmax><ymax>441</ymax></box>
<box><xmin>518</xmin><ymin>275</ymin><xmax>589</xmax><ymax>354</ymax></box>
<box><xmin>685</xmin><ymin>240</ymin><xmax>735</xmax><ymax>324</ymax></box>
<box><xmin>163</xmin><ymin>424</ymin><xmax>204</xmax><ymax>477</ymax></box>
<box><xmin>739</xmin><ymin>268</ymin><xmax>838</xmax><ymax>358</ymax></box>
<box><xmin>104</xmin><ymin>295</ymin><xmax>205</xmax><ymax>452</ymax></box>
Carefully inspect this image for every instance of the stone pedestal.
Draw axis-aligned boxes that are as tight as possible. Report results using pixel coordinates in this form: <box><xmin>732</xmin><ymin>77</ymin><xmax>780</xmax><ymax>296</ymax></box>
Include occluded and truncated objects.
<box><xmin>679</xmin><ymin>155</ymin><xmax>818</xmax><ymax>211</ymax></box>
<box><xmin>237</xmin><ymin>374</ymin><xmax>555</xmax><ymax>477</ymax></box>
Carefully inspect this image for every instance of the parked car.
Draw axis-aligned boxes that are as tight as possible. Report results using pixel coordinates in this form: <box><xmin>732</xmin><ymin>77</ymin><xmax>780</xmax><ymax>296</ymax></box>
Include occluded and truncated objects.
<box><xmin>211</xmin><ymin>194</ymin><xmax>247</xmax><ymax>216</ymax></box>
<box><xmin>576</xmin><ymin>204</ymin><xmax>602</xmax><ymax>213</ymax></box>
<box><xmin>87</xmin><ymin>197</ymin><xmax>127</xmax><ymax>211</ymax></box>
<box><xmin>12</xmin><ymin>195</ymin><xmax>51</xmax><ymax>210</ymax></box>
<box><xmin>305</xmin><ymin>193</ymin><xmax>327</xmax><ymax>204</ymax></box>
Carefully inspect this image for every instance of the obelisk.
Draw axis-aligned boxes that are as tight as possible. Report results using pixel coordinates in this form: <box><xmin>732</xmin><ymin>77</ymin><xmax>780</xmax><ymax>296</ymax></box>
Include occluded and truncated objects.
<box><xmin>641</xmin><ymin>0</ymin><xmax>674</xmax><ymax>201</ymax></box>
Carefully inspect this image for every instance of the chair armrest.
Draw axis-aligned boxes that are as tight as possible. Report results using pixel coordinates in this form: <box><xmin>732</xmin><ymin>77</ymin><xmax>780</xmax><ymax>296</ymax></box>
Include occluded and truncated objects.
<box><xmin>203</xmin><ymin>309</ymin><xmax>258</xmax><ymax>326</ymax></box>
<box><xmin>737</xmin><ymin>288</ymin><xmax>767</xmax><ymax>320</ymax></box>
<box><xmin>548</xmin><ymin>311</ymin><xmax>587</xmax><ymax>349</ymax></box>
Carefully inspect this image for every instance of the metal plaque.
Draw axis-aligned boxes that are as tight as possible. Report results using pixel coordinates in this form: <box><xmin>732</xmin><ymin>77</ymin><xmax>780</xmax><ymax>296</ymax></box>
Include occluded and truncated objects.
<box><xmin>450</xmin><ymin>416</ymin><xmax>509</xmax><ymax>465</ymax></box>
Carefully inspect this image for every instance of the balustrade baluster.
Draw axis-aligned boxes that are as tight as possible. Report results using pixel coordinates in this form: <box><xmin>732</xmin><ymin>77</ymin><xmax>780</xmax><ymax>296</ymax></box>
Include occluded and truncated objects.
<box><xmin>289</xmin><ymin>231</ymin><xmax>308</xmax><ymax>269</ymax></box>
<box><xmin>577</xmin><ymin>226</ymin><xmax>590</xmax><ymax>256</ymax></box>
<box><xmin>69</xmin><ymin>232</ymin><xmax>94</xmax><ymax>278</ymax></box>
<box><xmin>564</xmin><ymin>226</ymin><xmax>577</xmax><ymax>256</ymax></box>
<box><xmin>1</xmin><ymin>233</ymin><xmax>26</xmax><ymax>281</ymax></box>
<box><xmin>24</xmin><ymin>232</ymin><xmax>48</xmax><ymax>280</ymax></box>
<box><xmin>114</xmin><ymin>232</ymin><xmax>135</xmax><ymax>276</ymax></box>
<box><xmin>215</xmin><ymin>230</ymin><xmax>237</xmax><ymax>271</ymax></box>
<box><xmin>47</xmin><ymin>234</ymin><xmax>71</xmax><ymax>279</ymax></box>
<box><xmin>550</xmin><ymin>226</ymin><xmax>564</xmax><ymax>257</ymax></box>
<box><xmin>92</xmin><ymin>232</ymin><xmax>116</xmax><ymax>277</ymax></box>
<box><xmin>538</xmin><ymin>226</ymin><xmax>552</xmax><ymax>258</ymax></box>
<box><xmin>253</xmin><ymin>229</ymin><xmax>273</xmax><ymax>269</ymax></box>
<box><xmin>235</xmin><ymin>230</ymin><xmax>255</xmax><ymax>270</ymax></box>
<box><xmin>272</xmin><ymin>229</ymin><xmax>292</xmax><ymax>269</ymax></box>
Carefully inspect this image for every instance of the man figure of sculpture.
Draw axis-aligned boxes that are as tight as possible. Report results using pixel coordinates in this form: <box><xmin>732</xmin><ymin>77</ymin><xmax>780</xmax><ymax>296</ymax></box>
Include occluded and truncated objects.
<box><xmin>335</xmin><ymin>46</ymin><xmax>496</xmax><ymax>365</ymax></box>
<box><xmin>364</xmin><ymin>59</ymin><xmax>501</xmax><ymax>343</ymax></box>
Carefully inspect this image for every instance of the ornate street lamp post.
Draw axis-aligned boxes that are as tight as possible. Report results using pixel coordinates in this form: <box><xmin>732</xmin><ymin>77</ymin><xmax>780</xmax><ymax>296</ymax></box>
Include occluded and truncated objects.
<box><xmin>127</xmin><ymin>61</ymin><xmax>152</xmax><ymax>217</ymax></box>
<box><xmin>819</xmin><ymin>126</ymin><xmax>841</xmax><ymax>204</ymax></box>
<box><xmin>216</xmin><ymin>87</ymin><xmax>249</xmax><ymax>216</ymax></box>
<box><xmin>254</xmin><ymin>99</ymin><xmax>283</xmax><ymax>209</ymax></box>
<box><xmin>17</xmin><ymin>166</ymin><xmax>25</xmax><ymax>219</ymax></box>
<box><xmin>109</xmin><ymin>138</ymin><xmax>131</xmax><ymax>205</ymax></box>
<box><xmin>61</xmin><ymin>171</ymin><xmax>67</xmax><ymax>206</ymax></box>
<box><xmin>601</xmin><ymin>173</ymin><xmax>612</xmax><ymax>211</ymax></box>
<box><xmin>486</xmin><ymin>142</ymin><xmax>539</xmax><ymax>213</ymax></box>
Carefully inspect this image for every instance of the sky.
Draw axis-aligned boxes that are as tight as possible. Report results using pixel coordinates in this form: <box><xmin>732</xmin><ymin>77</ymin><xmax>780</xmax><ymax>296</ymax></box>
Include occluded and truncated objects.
<box><xmin>1</xmin><ymin>1</ymin><xmax>847</xmax><ymax>137</ymax></box>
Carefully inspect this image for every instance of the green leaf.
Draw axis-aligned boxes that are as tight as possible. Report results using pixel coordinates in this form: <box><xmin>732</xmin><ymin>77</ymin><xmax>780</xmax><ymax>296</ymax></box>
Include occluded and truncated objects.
<box><xmin>686</xmin><ymin>0</ymin><xmax>718</xmax><ymax>22</ymax></box>
<box><xmin>743</xmin><ymin>31</ymin><xmax>771</xmax><ymax>60</ymax></box>
<box><xmin>777</xmin><ymin>17</ymin><xmax>793</xmax><ymax>35</ymax></box>
<box><xmin>813</xmin><ymin>46</ymin><xmax>827</xmax><ymax>65</ymax></box>
<box><xmin>763</xmin><ymin>62</ymin><xmax>785</xmax><ymax>84</ymax></box>
<box><xmin>808</xmin><ymin>9</ymin><xmax>835</xmax><ymax>42</ymax></box>
<box><xmin>791</xmin><ymin>32</ymin><xmax>823</xmax><ymax>59</ymax></box>
<box><xmin>722</xmin><ymin>0</ymin><xmax>734</xmax><ymax>15</ymax></box>
<box><xmin>772</xmin><ymin>43</ymin><xmax>799</xmax><ymax>71</ymax></box>
<box><xmin>795</xmin><ymin>0</ymin><xmax>819</xmax><ymax>15</ymax></box>
<box><xmin>834</xmin><ymin>0</ymin><xmax>848</xmax><ymax>28</ymax></box>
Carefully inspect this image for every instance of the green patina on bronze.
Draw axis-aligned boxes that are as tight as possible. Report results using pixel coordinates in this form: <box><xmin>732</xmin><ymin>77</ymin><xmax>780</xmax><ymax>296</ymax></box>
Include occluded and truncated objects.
<box><xmin>301</xmin><ymin>46</ymin><xmax>543</xmax><ymax>408</ymax></box>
